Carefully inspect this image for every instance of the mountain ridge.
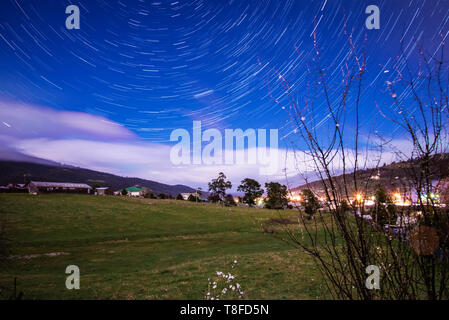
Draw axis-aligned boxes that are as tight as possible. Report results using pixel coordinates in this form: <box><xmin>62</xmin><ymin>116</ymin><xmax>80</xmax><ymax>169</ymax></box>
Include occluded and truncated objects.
<box><xmin>0</xmin><ymin>160</ymin><xmax>196</xmax><ymax>196</ymax></box>
<box><xmin>290</xmin><ymin>153</ymin><xmax>449</xmax><ymax>196</ymax></box>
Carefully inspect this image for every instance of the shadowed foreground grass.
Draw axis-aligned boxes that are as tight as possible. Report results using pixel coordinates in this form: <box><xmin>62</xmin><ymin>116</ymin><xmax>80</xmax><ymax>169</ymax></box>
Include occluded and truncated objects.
<box><xmin>0</xmin><ymin>194</ymin><xmax>327</xmax><ymax>299</ymax></box>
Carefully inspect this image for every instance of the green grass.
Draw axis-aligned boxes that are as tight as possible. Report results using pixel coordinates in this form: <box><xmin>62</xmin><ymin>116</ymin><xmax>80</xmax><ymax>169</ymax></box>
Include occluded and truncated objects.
<box><xmin>0</xmin><ymin>193</ymin><xmax>327</xmax><ymax>300</ymax></box>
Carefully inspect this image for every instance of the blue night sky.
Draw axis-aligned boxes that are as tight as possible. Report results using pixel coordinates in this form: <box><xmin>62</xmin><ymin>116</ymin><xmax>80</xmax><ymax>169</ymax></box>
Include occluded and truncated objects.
<box><xmin>0</xmin><ymin>0</ymin><xmax>448</xmax><ymax>188</ymax></box>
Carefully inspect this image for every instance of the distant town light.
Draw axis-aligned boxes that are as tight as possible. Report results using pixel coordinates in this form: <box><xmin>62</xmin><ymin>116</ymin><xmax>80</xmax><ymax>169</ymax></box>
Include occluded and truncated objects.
<box><xmin>288</xmin><ymin>194</ymin><xmax>302</xmax><ymax>202</ymax></box>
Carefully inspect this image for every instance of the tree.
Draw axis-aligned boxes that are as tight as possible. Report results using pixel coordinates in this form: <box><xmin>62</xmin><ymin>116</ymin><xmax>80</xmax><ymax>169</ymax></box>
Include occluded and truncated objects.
<box><xmin>207</xmin><ymin>194</ymin><xmax>221</xmax><ymax>203</ymax></box>
<box><xmin>121</xmin><ymin>188</ymin><xmax>127</xmax><ymax>196</ymax></box>
<box><xmin>208</xmin><ymin>172</ymin><xmax>232</xmax><ymax>203</ymax></box>
<box><xmin>159</xmin><ymin>193</ymin><xmax>167</xmax><ymax>199</ymax></box>
<box><xmin>224</xmin><ymin>194</ymin><xmax>236</xmax><ymax>206</ymax></box>
<box><xmin>375</xmin><ymin>187</ymin><xmax>390</xmax><ymax>204</ymax></box>
<box><xmin>264</xmin><ymin>182</ymin><xmax>288</xmax><ymax>209</ymax></box>
<box><xmin>195</xmin><ymin>187</ymin><xmax>203</xmax><ymax>203</ymax></box>
<box><xmin>237</xmin><ymin>178</ymin><xmax>264</xmax><ymax>207</ymax></box>
<box><xmin>370</xmin><ymin>187</ymin><xmax>397</xmax><ymax>226</ymax></box>
<box><xmin>339</xmin><ymin>199</ymin><xmax>351</xmax><ymax>214</ymax></box>
<box><xmin>176</xmin><ymin>193</ymin><xmax>184</xmax><ymax>200</ymax></box>
<box><xmin>301</xmin><ymin>189</ymin><xmax>320</xmax><ymax>219</ymax></box>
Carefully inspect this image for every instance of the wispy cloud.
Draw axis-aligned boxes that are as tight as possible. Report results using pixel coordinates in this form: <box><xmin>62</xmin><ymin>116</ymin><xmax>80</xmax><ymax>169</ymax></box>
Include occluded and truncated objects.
<box><xmin>0</xmin><ymin>100</ymin><xmax>135</xmax><ymax>140</ymax></box>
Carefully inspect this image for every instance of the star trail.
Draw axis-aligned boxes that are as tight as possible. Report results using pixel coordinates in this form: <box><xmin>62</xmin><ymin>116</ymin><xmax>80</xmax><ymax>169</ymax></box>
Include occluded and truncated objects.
<box><xmin>0</xmin><ymin>0</ymin><xmax>448</xmax><ymax>186</ymax></box>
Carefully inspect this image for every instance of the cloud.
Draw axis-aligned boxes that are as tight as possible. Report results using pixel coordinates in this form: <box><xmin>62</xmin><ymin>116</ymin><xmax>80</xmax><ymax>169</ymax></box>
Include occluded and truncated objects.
<box><xmin>0</xmin><ymin>100</ymin><xmax>410</xmax><ymax>189</ymax></box>
<box><xmin>0</xmin><ymin>100</ymin><xmax>135</xmax><ymax>141</ymax></box>
<box><xmin>13</xmin><ymin>138</ymin><xmax>289</xmax><ymax>188</ymax></box>
<box><xmin>10</xmin><ymin>136</ymin><xmax>402</xmax><ymax>190</ymax></box>
<box><xmin>0</xmin><ymin>101</ymin><xmax>291</xmax><ymax>188</ymax></box>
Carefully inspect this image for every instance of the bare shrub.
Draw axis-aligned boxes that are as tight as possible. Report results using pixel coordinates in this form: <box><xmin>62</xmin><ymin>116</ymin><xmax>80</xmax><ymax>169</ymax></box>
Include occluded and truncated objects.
<box><xmin>262</xmin><ymin>22</ymin><xmax>449</xmax><ymax>299</ymax></box>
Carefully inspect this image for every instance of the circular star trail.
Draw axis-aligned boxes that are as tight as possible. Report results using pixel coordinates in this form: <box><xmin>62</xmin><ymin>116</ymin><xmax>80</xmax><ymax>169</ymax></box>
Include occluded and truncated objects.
<box><xmin>0</xmin><ymin>0</ymin><xmax>448</xmax><ymax>146</ymax></box>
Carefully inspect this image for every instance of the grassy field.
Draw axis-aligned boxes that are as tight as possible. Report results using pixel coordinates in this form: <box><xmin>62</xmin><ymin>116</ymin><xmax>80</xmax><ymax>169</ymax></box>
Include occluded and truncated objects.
<box><xmin>0</xmin><ymin>193</ymin><xmax>327</xmax><ymax>300</ymax></box>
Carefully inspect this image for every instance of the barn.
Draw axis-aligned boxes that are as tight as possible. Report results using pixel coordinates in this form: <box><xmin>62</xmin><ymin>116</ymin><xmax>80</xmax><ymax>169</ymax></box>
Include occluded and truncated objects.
<box><xmin>26</xmin><ymin>181</ymin><xmax>92</xmax><ymax>194</ymax></box>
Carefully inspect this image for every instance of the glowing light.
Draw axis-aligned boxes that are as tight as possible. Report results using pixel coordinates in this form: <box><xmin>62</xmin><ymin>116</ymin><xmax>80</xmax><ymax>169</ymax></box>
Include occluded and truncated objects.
<box><xmin>392</xmin><ymin>192</ymin><xmax>411</xmax><ymax>206</ymax></box>
<box><xmin>288</xmin><ymin>194</ymin><xmax>302</xmax><ymax>202</ymax></box>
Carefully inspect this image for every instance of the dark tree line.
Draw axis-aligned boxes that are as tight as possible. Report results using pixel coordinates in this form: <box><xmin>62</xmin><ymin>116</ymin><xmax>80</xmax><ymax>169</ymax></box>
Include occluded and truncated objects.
<box><xmin>199</xmin><ymin>172</ymin><xmax>291</xmax><ymax>209</ymax></box>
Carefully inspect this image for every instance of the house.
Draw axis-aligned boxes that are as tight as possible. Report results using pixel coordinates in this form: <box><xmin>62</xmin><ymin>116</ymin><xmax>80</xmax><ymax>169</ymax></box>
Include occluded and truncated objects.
<box><xmin>95</xmin><ymin>187</ymin><xmax>113</xmax><ymax>196</ymax></box>
<box><xmin>125</xmin><ymin>186</ymin><xmax>144</xmax><ymax>197</ymax></box>
<box><xmin>0</xmin><ymin>184</ymin><xmax>27</xmax><ymax>193</ymax></box>
<box><xmin>7</xmin><ymin>183</ymin><xmax>25</xmax><ymax>189</ymax></box>
<box><xmin>181</xmin><ymin>193</ymin><xmax>190</xmax><ymax>200</ymax></box>
<box><xmin>26</xmin><ymin>181</ymin><xmax>92</xmax><ymax>194</ymax></box>
<box><xmin>181</xmin><ymin>192</ymin><xmax>200</xmax><ymax>200</ymax></box>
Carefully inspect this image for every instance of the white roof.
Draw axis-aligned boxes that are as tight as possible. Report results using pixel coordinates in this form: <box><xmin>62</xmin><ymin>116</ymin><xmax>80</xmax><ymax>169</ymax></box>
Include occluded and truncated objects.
<box><xmin>28</xmin><ymin>181</ymin><xmax>92</xmax><ymax>189</ymax></box>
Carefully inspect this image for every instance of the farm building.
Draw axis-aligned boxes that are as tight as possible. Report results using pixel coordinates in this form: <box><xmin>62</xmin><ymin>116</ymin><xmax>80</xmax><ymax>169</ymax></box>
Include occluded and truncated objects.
<box><xmin>26</xmin><ymin>181</ymin><xmax>92</xmax><ymax>194</ymax></box>
<box><xmin>95</xmin><ymin>187</ymin><xmax>113</xmax><ymax>196</ymax></box>
<box><xmin>181</xmin><ymin>192</ymin><xmax>200</xmax><ymax>200</ymax></box>
<box><xmin>125</xmin><ymin>186</ymin><xmax>144</xmax><ymax>197</ymax></box>
<box><xmin>0</xmin><ymin>184</ymin><xmax>27</xmax><ymax>193</ymax></box>
<box><xmin>180</xmin><ymin>193</ymin><xmax>190</xmax><ymax>200</ymax></box>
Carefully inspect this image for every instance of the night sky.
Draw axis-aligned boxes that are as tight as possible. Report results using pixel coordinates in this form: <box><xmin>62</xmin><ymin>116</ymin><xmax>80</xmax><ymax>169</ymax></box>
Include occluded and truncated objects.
<box><xmin>0</xmin><ymin>0</ymin><xmax>448</xmax><ymax>188</ymax></box>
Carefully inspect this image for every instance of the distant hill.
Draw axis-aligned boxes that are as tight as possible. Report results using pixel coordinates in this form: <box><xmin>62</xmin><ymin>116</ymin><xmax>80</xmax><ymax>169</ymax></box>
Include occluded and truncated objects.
<box><xmin>0</xmin><ymin>145</ymin><xmax>61</xmax><ymax>166</ymax></box>
<box><xmin>0</xmin><ymin>160</ymin><xmax>196</xmax><ymax>196</ymax></box>
<box><xmin>291</xmin><ymin>153</ymin><xmax>449</xmax><ymax>196</ymax></box>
